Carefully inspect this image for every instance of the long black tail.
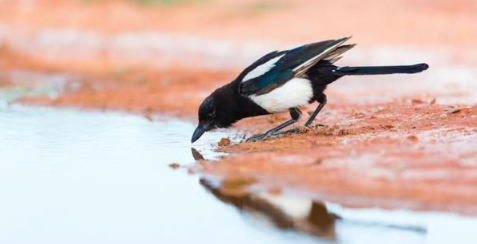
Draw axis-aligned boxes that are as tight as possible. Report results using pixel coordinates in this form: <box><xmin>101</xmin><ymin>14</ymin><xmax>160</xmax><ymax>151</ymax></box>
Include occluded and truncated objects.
<box><xmin>333</xmin><ymin>63</ymin><xmax>429</xmax><ymax>76</ymax></box>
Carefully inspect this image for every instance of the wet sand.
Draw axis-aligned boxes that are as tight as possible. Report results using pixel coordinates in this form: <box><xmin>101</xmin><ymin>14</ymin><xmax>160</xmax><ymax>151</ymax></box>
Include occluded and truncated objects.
<box><xmin>1</xmin><ymin>0</ymin><xmax>477</xmax><ymax>215</ymax></box>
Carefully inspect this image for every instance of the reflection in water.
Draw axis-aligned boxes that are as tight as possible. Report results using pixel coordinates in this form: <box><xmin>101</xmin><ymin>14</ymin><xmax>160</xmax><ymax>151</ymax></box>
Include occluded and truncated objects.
<box><xmin>192</xmin><ymin>147</ymin><xmax>337</xmax><ymax>240</ymax></box>
<box><xmin>191</xmin><ymin>147</ymin><xmax>205</xmax><ymax>161</ymax></box>
<box><xmin>200</xmin><ymin>179</ymin><xmax>338</xmax><ymax>240</ymax></box>
<box><xmin>191</xmin><ymin>147</ymin><xmax>432</xmax><ymax>243</ymax></box>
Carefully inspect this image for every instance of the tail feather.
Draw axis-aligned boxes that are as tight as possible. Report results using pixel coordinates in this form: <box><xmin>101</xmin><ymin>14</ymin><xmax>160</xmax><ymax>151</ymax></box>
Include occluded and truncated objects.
<box><xmin>333</xmin><ymin>63</ymin><xmax>429</xmax><ymax>75</ymax></box>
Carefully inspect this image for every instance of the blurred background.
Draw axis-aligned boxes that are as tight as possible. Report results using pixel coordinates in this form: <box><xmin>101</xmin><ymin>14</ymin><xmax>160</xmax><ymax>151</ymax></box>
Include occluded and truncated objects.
<box><xmin>1</xmin><ymin>0</ymin><xmax>477</xmax><ymax>111</ymax></box>
<box><xmin>1</xmin><ymin>1</ymin><xmax>477</xmax><ymax>244</ymax></box>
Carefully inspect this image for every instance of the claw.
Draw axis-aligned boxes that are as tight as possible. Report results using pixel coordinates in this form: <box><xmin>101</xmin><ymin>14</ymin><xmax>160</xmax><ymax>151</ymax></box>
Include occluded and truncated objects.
<box><xmin>246</xmin><ymin>133</ymin><xmax>271</xmax><ymax>142</ymax></box>
<box><xmin>245</xmin><ymin>128</ymin><xmax>297</xmax><ymax>142</ymax></box>
<box><xmin>245</xmin><ymin>125</ymin><xmax>322</xmax><ymax>142</ymax></box>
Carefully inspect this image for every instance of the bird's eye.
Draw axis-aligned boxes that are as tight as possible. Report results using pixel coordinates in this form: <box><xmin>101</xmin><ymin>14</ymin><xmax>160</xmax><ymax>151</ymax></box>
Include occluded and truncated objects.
<box><xmin>208</xmin><ymin>110</ymin><xmax>216</xmax><ymax>118</ymax></box>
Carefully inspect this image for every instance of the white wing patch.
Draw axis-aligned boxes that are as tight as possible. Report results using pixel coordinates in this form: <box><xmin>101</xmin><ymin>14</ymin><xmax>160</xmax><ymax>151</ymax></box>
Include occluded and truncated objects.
<box><xmin>249</xmin><ymin>78</ymin><xmax>313</xmax><ymax>113</ymax></box>
<box><xmin>242</xmin><ymin>54</ymin><xmax>285</xmax><ymax>82</ymax></box>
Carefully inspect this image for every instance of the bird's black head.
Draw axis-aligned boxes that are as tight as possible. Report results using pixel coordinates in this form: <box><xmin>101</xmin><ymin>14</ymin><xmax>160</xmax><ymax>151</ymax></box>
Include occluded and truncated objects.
<box><xmin>191</xmin><ymin>89</ymin><xmax>239</xmax><ymax>143</ymax></box>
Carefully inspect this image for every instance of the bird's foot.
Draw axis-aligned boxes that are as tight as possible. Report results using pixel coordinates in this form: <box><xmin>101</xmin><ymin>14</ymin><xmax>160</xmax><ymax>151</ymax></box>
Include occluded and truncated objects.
<box><xmin>280</xmin><ymin>124</ymin><xmax>324</xmax><ymax>135</ymax></box>
<box><xmin>245</xmin><ymin>127</ymin><xmax>306</xmax><ymax>142</ymax></box>
<box><xmin>245</xmin><ymin>125</ymin><xmax>326</xmax><ymax>142</ymax></box>
<box><xmin>246</xmin><ymin>132</ymin><xmax>272</xmax><ymax>142</ymax></box>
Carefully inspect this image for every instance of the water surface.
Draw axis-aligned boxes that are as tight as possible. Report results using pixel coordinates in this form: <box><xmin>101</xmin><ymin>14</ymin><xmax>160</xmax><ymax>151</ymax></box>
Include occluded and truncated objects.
<box><xmin>0</xmin><ymin>105</ymin><xmax>476</xmax><ymax>244</ymax></box>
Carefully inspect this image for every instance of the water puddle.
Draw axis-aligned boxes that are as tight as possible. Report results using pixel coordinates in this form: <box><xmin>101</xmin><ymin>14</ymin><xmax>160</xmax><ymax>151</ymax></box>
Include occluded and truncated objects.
<box><xmin>0</xmin><ymin>105</ymin><xmax>476</xmax><ymax>244</ymax></box>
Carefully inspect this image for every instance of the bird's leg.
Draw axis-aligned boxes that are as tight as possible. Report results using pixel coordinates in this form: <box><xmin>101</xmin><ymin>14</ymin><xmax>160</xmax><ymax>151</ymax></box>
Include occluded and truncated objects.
<box><xmin>246</xmin><ymin>108</ymin><xmax>302</xmax><ymax>142</ymax></box>
<box><xmin>305</xmin><ymin>94</ymin><xmax>327</xmax><ymax>127</ymax></box>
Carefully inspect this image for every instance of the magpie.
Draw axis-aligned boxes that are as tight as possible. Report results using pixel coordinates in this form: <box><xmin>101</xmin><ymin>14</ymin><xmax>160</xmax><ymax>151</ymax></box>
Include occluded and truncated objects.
<box><xmin>191</xmin><ymin>37</ymin><xmax>429</xmax><ymax>143</ymax></box>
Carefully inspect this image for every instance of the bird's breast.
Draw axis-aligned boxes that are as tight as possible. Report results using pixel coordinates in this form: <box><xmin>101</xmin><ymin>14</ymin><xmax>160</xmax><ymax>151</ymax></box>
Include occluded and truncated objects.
<box><xmin>248</xmin><ymin>78</ymin><xmax>314</xmax><ymax>113</ymax></box>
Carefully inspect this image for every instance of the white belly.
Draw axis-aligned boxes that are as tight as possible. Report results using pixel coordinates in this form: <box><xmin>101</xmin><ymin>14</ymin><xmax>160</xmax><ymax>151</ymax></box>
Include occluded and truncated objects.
<box><xmin>249</xmin><ymin>78</ymin><xmax>314</xmax><ymax>113</ymax></box>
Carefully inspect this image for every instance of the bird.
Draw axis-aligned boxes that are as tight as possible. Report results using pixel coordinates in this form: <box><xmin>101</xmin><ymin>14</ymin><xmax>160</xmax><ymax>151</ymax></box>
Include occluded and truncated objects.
<box><xmin>191</xmin><ymin>37</ymin><xmax>429</xmax><ymax>143</ymax></box>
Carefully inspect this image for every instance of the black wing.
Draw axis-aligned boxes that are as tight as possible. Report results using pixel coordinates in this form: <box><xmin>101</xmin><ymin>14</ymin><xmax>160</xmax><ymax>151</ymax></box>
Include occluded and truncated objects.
<box><xmin>239</xmin><ymin>37</ymin><xmax>352</xmax><ymax>96</ymax></box>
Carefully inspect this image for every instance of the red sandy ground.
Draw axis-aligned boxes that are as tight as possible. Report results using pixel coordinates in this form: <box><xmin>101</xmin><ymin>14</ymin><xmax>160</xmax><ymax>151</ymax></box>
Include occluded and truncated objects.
<box><xmin>1</xmin><ymin>0</ymin><xmax>477</xmax><ymax>214</ymax></box>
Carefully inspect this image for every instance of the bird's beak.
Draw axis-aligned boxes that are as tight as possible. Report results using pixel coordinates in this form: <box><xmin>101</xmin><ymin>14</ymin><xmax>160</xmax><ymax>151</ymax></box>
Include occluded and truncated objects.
<box><xmin>191</xmin><ymin>122</ymin><xmax>211</xmax><ymax>143</ymax></box>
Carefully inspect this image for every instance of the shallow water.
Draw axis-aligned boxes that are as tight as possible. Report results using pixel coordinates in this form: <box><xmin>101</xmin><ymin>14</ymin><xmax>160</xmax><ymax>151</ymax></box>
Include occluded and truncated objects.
<box><xmin>0</xmin><ymin>105</ymin><xmax>476</xmax><ymax>244</ymax></box>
